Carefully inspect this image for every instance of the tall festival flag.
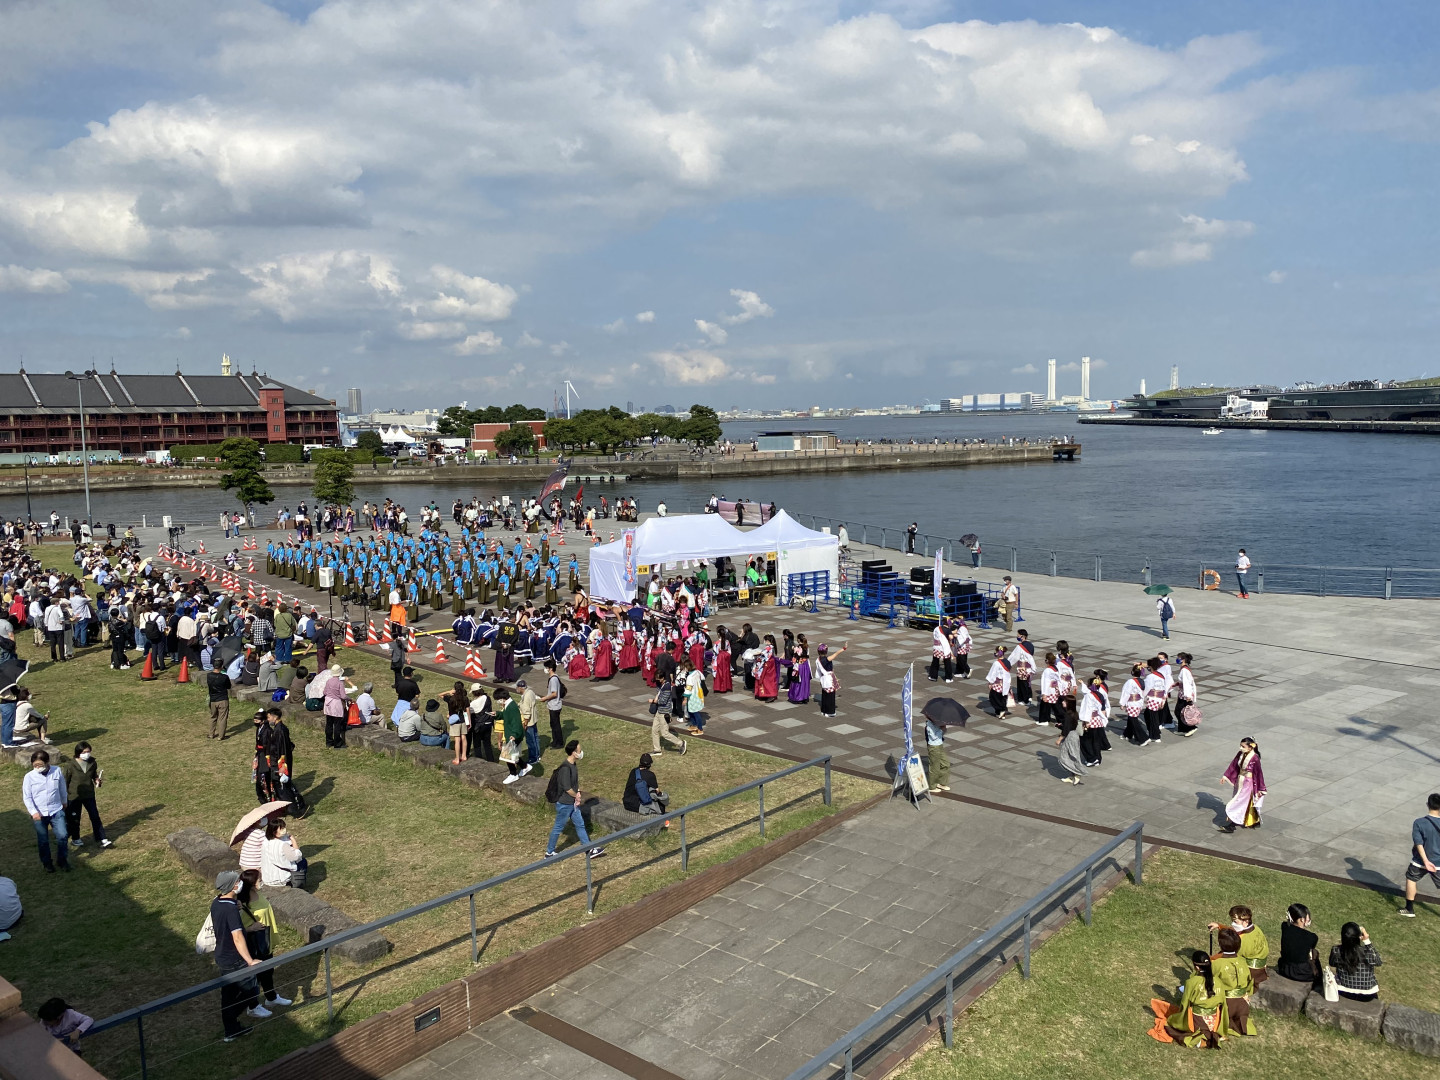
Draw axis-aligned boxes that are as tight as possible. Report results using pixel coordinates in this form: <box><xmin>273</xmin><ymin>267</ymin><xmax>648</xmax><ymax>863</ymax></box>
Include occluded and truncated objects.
<box><xmin>538</xmin><ymin>458</ymin><xmax>569</xmax><ymax>501</ymax></box>
<box><xmin>622</xmin><ymin>528</ymin><xmax>638</xmax><ymax>592</ymax></box>
<box><xmin>901</xmin><ymin>662</ymin><xmax>914</xmax><ymax>759</ymax></box>
<box><xmin>933</xmin><ymin>550</ymin><xmax>943</xmax><ymax>617</ymax></box>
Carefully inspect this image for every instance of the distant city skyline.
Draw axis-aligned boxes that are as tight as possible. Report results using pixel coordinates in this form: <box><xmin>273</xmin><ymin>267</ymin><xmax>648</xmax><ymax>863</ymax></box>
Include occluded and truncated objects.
<box><xmin>1</xmin><ymin>2</ymin><xmax>1438</xmax><ymax>408</ymax></box>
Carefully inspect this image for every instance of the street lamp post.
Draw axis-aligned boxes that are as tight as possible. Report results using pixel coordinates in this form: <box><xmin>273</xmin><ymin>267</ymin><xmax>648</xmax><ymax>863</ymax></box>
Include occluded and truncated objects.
<box><xmin>65</xmin><ymin>369</ymin><xmax>96</xmax><ymax>529</ymax></box>
<box><xmin>23</xmin><ymin>457</ymin><xmax>32</xmax><ymax>523</ymax></box>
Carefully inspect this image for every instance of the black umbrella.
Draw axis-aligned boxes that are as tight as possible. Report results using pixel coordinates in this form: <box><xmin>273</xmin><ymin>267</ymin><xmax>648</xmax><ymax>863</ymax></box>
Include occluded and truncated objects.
<box><xmin>959</xmin><ymin>533</ymin><xmax>979</xmax><ymax>547</ymax></box>
<box><xmin>0</xmin><ymin>655</ymin><xmax>28</xmax><ymax>695</ymax></box>
<box><xmin>216</xmin><ymin>634</ymin><xmax>245</xmax><ymax>667</ymax></box>
<box><xmin>922</xmin><ymin>697</ymin><xmax>968</xmax><ymax>728</ymax></box>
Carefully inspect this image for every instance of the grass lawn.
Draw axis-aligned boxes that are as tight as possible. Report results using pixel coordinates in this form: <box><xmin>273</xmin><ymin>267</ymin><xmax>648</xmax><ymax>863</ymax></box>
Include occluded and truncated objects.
<box><xmin>898</xmin><ymin>847</ymin><xmax>1440</xmax><ymax>1080</ymax></box>
<box><xmin>1</xmin><ymin>628</ymin><xmax>876</xmax><ymax>1080</ymax></box>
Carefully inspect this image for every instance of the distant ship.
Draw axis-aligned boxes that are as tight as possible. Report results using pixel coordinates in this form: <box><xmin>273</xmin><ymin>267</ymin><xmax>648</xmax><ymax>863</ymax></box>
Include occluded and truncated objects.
<box><xmin>1128</xmin><ymin>381</ymin><xmax>1440</xmax><ymax>421</ymax></box>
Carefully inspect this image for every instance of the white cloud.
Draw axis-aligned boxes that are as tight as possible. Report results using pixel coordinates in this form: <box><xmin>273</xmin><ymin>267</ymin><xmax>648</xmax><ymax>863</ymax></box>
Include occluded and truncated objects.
<box><xmin>695</xmin><ymin>318</ymin><xmax>728</xmax><ymax>344</ymax></box>
<box><xmin>723</xmin><ymin>289</ymin><xmax>774</xmax><ymax>325</ymax></box>
<box><xmin>419</xmin><ymin>265</ymin><xmax>517</xmax><ymax>322</ymax></box>
<box><xmin>1266</xmin><ymin>269</ymin><xmax>1287</xmax><ymax>284</ymax></box>
<box><xmin>452</xmin><ymin>330</ymin><xmax>503</xmax><ymax>355</ymax></box>
<box><xmin>602</xmin><ymin>317</ymin><xmax>626</xmax><ymax>333</ymax></box>
<box><xmin>549</xmin><ymin>341</ymin><xmax>571</xmax><ymax>356</ymax></box>
<box><xmin>1059</xmin><ymin>358</ymin><xmax>1109</xmax><ymax>372</ymax></box>
<box><xmin>1131</xmin><ymin>214</ymin><xmax>1255</xmax><ymax>267</ymax></box>
<box><xmin>243</xmin><ymin>250</ymin><xmax>402</xmax><ymax>322</ymax></box>
<box><xmin>69</xmin><ymin>266</ymin><xmax>217</xmax><ymax>309</ymax></box>
<box><xmin>163</xmin><ymin>326</ymin><xmax>192</xmax><ymax>340</ymax></box>
<box><xmin>635</xmin><ymin>310</ymin><xmax>655</xmax><ymax>323</ymax></box>
<box><xmin>0</xmin><ymin>264</ymin><xmax>68</xmax><ymax>294</ymax></box>
<box><xmin>517</xmin><ymin>331</ymin><xmax>544</xmax><ymax>347</ymax></box>
<box><xmin>1012</xmin><ymin>362</ymin><xmax>1038</xmax><ymax>375</ymax></box>
<box><xmin>399</xmin><ymin>320</ymin><xmax>467</xmax><ymax>341</ymax></box>
<box><xmin>650</xmin><ymin>348</ymin><xmax>731</xmax><ymax>384</ymax></box>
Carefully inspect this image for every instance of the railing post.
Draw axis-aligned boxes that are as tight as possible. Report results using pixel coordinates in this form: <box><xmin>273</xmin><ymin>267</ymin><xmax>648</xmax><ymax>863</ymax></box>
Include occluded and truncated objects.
<box><xmin>823</xmin><ymin>759</ymin><xmax>832</xmax><ymax>806</ymax></box>
<box><xmin>1094</xmin><ymin>555</ymin><xmax>1102</xmax><ymax>582</ymax></box>
<box><xmin>944</xmin><ymin>971</ymin><xmax>955</xmax><ymax>1047</ymax></box>
<box><xmin>1050</xmin><ymin>551</ymin><xmax>1056</xmax><ymax>577</ymax></box>
<box><xmin>845</xmin><ymin>1046</ymin><xmax>854</xmax><ymax>1079</ymax></box>
<box><xmin>758</xmin><ymin>783</ymin><xmax>766</xmax><ymax>837</ymax></box>
<box><xmin>1385</xmin><ymin>568</ymin><xmax>1393</xmax><ymax>600</ymax></box>
<box><xmin>324</xmin><ymin>947</ymin><xmax>334</xmax><ymax>1022</ymax></box>
<box><xmin>137</xmin><ymin>1014</ymin><xmax>147</xmax><ymax>1080</ymax></box>
<box><xmin>469</xmin><ymin>892</ymin><xmax>479</xmax><ymax>963</ymax></box>
<box><xmin>585</xmin><ymin>852</ymin><xmax>594</xmax><ymax>914</ymax></box>
<box><xmin>1135</xmin><ymin>829</ymin><xmax>1144</xmax><ymax>884</ymax></box>
<box><xmin>1022</xmin><ymin>912</ymin><xmax>1032</xmax><ymax>977</ymax></box>
<box><xmin>680</xmin><ymin>814</ymin><xmax>688</xmax><ymax>872</ymax></box>
<box><xmin>1143</xmin><ymin>559</ymin><xmax>1152</xmax><ymax>587</ymax></box>
<box><xmin>1010</xmin><ymin>547</ymin><xmax>1017</xmax><ymax>574</ymax></box>
<box><xmin>1259</xmin><ymin>567</ymin><xmax>1266</xmax><ymax>594</ymax></box>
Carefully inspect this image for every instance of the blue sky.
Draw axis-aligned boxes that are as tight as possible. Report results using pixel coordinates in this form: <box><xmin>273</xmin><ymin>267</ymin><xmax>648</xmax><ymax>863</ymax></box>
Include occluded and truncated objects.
<box><xmin>1</xmin><ymin>0</ymin><xmax>1436</xmax><ymax>409</ymax></box>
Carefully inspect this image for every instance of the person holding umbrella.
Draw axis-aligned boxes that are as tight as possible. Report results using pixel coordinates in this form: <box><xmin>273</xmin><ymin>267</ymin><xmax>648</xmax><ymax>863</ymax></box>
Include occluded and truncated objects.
<box><xmin>1146</xmin><ymin>584</ymin><xmax>1176</xmax><ymax>639</ymax></box>
<box><xmin>961</xmin><ymin>534</ymin><xmax>980</xmax><ymax>568</ymax></box>
<box><xmin>922</xmin><ymin>698</ymin><xmax>968</xmax><ymax>793</ymax></box>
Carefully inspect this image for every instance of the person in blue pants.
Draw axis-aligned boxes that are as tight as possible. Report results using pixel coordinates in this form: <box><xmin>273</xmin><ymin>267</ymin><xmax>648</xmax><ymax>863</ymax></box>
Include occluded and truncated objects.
<box><xmin>544</xmin><ymin>741</ymin><xmax>606</xmax><ymax>860</ymax></box>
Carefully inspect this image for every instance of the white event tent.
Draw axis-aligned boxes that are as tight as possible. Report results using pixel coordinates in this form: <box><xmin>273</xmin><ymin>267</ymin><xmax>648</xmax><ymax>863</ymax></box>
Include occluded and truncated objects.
<box><xmin>742</xmin><ymin>511</ymin><xmax>840</xmax><ymax>603</ymax></box>
<box><xmin>587</xmin><ymin>515</ymin><xmax>758</xmax><ymax>601</ymax></box>
<box><xmin>587</xmin><ymin>511</ymin><xmax>840</xmax><ymax>604</ymax></box>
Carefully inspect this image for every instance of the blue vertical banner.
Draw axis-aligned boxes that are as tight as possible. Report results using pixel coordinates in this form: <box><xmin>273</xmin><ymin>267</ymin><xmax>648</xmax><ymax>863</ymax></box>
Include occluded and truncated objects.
<box><xmin>933</xmin><ymin>550</ymin><xmax>943</xmax><ymax>617</ymax></box>
<box><xmin>901</xmin><ymin>662</ymin><xmax>914</xmax><ymax>758</ymax></box>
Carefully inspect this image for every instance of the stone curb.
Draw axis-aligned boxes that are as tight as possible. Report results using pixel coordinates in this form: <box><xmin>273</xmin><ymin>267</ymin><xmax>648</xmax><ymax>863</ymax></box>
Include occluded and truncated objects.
<box><xmin>1253</xmin><ymin>968</ymin><xmax>1440</xmax><ymax>1057</ymax></box>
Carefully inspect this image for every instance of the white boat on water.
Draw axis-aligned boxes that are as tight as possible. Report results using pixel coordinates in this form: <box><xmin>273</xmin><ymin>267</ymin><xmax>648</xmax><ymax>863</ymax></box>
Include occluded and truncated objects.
<box><xmin>1201</xmin><ymin>427</ymin><xmax>1223</xmax><ymax>435</ymax></box>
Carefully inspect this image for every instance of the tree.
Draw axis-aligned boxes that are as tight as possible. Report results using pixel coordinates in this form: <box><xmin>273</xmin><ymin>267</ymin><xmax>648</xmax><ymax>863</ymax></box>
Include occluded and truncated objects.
<box><xmin>218</xmin><ymin>437</ymin><xmax>274</xmax><ymax>512</ymax></box>
<box><xmin>682</xmin><ymin>404</ymin><xmax>722</xmax><ymax>446</ymax></box>
<box><xmin>438</xmin><ymin>402</ymin><xmax>546</xmax><ymax>436</ymax></box>
<box><xmin>354</xmin><ymin>429</ymin><xmax>385</xmax><ymax>455</ymax></box>
<box><xmin>493</xmin><ymin>423</ymin><xmax>536</xmax><ymax>457</ymax></box>
<box><xmin>312</xmin><ymin>448</ymin><xmax>355</xmax><ymax>505</ymax></box>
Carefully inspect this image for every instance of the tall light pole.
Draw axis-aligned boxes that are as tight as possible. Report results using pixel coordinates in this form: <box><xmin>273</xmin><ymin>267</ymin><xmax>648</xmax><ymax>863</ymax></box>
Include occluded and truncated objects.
<box><xmin>65</xmin><ymin>369</ymin><xmax>97</xmax><ymax>528</ymax></box>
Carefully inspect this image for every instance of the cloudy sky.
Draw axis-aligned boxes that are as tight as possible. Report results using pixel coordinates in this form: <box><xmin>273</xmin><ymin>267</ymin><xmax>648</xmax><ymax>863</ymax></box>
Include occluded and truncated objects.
<box><xmin>2</xmin><ymin>1</ymin><xmax>1438</xmax><ymax>409</ymax></box>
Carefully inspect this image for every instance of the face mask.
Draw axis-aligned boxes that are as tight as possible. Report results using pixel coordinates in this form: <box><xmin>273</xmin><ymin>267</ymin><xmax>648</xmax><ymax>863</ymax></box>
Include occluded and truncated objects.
<box><xmin>80</xmin><ymin>752</ymin><xmax>92</xmax><ymax>761</ymax></box>
<box><xmin>1231</xmin><ymin>920</ymin><xmax>1248</xmax><ymax>931</ymax></box>
<box><xmin>576</xmin><ymin>750</ymin><xmax>584</xmax><ymax>760</ymax></box>
<box><xmin>33</xmin><ymin>763</ymin><xmax>46</xmax><ymax>772</ymax></box>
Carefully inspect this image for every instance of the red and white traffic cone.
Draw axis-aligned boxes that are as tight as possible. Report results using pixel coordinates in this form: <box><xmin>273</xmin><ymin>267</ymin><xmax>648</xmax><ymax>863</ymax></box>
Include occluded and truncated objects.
<box><xmin>247</xmin><ymin>555</ymin><xmax>255</xmax><ymax>572</ymax></box>
<box><xmin>259</xmin><ymin>587</ymin><xmax>269</xmax><ymax>606</ymax></box>
<box><xmin>381</xmin><ymin>622</ymin><xmax>393</xmax><ymax>643</ymax></box>
<box><xmin>344</xmin><ymin>622</ymin><xmax>356</xmax><ymax>647</ymax></box>
<box><xmin>367</xmin><ymin>620</ymin><xmax>380</xmax><ymax>644</ymax></box>
<box><xmin>407</xmin><ymin>627</ymin><xmax>418</xmax><ymax>652</ymax></box>
<box><xmin>464</xmin><ymin>648</ymin><xmax>485</xmax><ymax>679</ymax></box>
<box><xmin>247</xmin><ymin>580</ymin><xmax>256</xmax><ymax>599</ymax></box>
<box><xmin>197</xmin><ymin>540</ymin><xmax>206</xmax><ymax>554</ymax></box>
<box><xmin>434</xmin><ymin>638</ymin><xmax>448</xmax><ymax>664</ymax></box>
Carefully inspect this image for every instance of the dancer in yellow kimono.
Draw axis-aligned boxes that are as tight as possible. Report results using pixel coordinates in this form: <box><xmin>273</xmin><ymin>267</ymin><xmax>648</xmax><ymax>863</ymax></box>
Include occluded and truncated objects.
<box><xmin>1210</xmin><ymin>927</ymin><xmax>1257</xmax><ymax>1035</ymax></box>
<box><xmin>1147</xmin><ymin>951</ymin><xmax>1228</xmax><ymax>1049</ymax></box>
<box><xmin>1208</xmin><ymin>905</ymin><xmax>1269</xmax><ymax>985</ymax></box>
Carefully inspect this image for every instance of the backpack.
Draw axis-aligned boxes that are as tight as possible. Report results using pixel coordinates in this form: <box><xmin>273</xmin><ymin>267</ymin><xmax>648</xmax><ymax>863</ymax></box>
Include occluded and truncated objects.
<box><xmin>632</xmin><ymin>768</ymin><xmax>652</xmax><ymax>806</ymax></box>
<box><xmin>544</xmin><ymin>769</ymin><xmax>562</xmax><ymax>804</ymax></box>
<box><xmin>1161</xmin><ymin>598</ymin><xmax>1175</xmax><ymax>619</ymax></box>
<box><xmin>143</xmin><ymin>618</ymin><xmax>163</xmax><ymax>643</ymax></box>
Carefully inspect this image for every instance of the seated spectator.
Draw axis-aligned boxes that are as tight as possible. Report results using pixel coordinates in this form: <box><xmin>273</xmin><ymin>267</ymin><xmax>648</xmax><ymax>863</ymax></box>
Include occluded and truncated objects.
<box><xmin>1154</xmin><ymin>950</ymin><xmax>1224</xmax><ymax>1049</ymax></box>
<box><xmin>1210</xmin><ymin>928</ymin><xmax>1255</xmax><ymax>1035</ymax></box>
<box><xmin>1276</xmin><ymin>903</ymin><xmax>1320</xmax><ymax>986</ymax></box>
<box><xmin>418</xmin><ymin>699</ymin><xmax>449</xmax><ymax>747</ymax></box>
<box><xmin>286</xmin><ymin>667</ymin><xmax>309</xmax><ymax>702</ymax></box>
<box><xmin>257</xmin><ymin>652</ymin><xmax>279</xmax><ymax>693</ymax></box>
<box><xmin>304</xmin><ymin>670</ymin><xmax>325</xmax><ymax>711</ymax></box>
<box><xmin>622</xmin><ymin>753</ymin><xmax>670</xmax><ymax>824</ymax></box>
<box><xmin>395</xmin><ymin>698</ymin><xmax>421</xmax><ymax>741</ymax></box>
<box><xmin>260</xmin><ymin>819</ymin><xmax>306</xmax><ymax>888</ymax></box>
<box><xmin>1329</xmin><ymin>922</ymin><xmax>1381</xmax><ymax>1001</ymax></box>
<box><xmin>12</xmin><ymin>688</ymin><xmax>53</xmax><ymax>746</ymax></box>
<box><xmin>0</xmin><ymin>875</ymin><xmax>21</xmax><ymax>936</ymax></box>
<box><xmin>37</xmin><ymin>997</ymin><xmax>92</xmax><ymax>1055</ymax></box>
<box><xmin>354</xmin><ymin>682</ymin><xmax>379</xmax><ymax>725</ymax></box>
<box><xmin>275</xmin><ymin>658</ymin><xmax>302</xmax><ymax>694</ymax></box>
<box><xmin>238</xmin><ymin>648</ymin><xmax>260</xmax><ymax>687</ymax></box>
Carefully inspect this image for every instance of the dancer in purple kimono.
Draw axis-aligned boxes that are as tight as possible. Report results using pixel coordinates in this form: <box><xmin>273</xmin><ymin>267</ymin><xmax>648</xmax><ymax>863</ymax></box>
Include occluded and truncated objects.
<box><xmin>1218</xmin><ymin>738</ymin><xmax>1266</xmax><ymax>833</ymax></box>
<box><xmin>787</xmin><ymin>647</ymin><xmax>812</xmax><ymax>704</ymax></box>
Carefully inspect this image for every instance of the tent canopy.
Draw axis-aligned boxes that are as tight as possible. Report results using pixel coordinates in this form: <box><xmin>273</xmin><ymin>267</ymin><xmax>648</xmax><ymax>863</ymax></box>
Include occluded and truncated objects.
<box><xmin>742</xmin><ymin>510</ymin><xmax>838</xmax><ymax>552</ymax></box>
<box><xmin>588</xmin><ymin>515</ymin><xmax>760</xmax><ymax>601</ymax></box>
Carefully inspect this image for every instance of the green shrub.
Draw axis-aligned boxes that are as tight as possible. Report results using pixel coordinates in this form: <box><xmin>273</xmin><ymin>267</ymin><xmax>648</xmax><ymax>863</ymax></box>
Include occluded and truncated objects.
<box><xmin>262</xmin><ymin>443</ymin><xmax>304</xmax><ymax>463</ymax></box>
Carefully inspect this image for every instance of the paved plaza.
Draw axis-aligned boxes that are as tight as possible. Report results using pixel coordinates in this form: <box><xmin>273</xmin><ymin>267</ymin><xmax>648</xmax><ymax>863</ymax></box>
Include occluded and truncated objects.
<box><xmin>385</xmin><ymin>799</ymin><xmax>1122</xmax><ymax>1080</ymax></box>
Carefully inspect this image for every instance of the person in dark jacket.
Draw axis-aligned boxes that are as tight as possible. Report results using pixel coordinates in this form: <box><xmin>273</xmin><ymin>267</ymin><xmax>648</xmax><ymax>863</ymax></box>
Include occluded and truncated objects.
<box><xmin>60</xmin><ymin>742</ymin><xmax>111</xmax><ymax>849</ymax></box>
<box><xmin>622</xmin><ymin>753</ymin><xmax>670</xmax><ymax>822</ymax></box>
<box><xmin>1276</xmin><ymin>903</ymin><xmax>1320</xmax><ymax>986</ymax></box>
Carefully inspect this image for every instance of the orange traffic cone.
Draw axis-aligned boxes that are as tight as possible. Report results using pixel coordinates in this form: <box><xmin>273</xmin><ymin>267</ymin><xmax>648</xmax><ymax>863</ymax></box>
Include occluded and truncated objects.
<box><xmin>366</xmin><ymin>620</ymin><xmax>380</xmax><ymax>644</ymax></box>
<box><xmin>259</xmin><ymin>587</ymin><xmax>269</xmax><ymax>606</ymax></box>
<box><xmin>247</xmin><ymin>556</ymin><xmax>255</xmax><ymax>572</ymax></box>
<box><xmin>381</xmin><ymin>622</ymin><xmax>393</xmax><ymax>643</ymax></box>
<box><xmin>247</xmin><ymin>580</ymin><xmax>256</xmax><ymax>599</ymax></box>
<box><xmin>177</xmin><ymin>656</ymin><xmax>190</xmax><ymax>683</ymax></box>
<box><xmin>557</xmin><ymin>533</ymin><xmax>566</xmax><ymax>546</ymax></box>
<box><xmin>197</xmin><ymin>540</ymin><xmax>206</xmax><ymax>554</ymax></box>
<box><xmin>464</xmin><ymin>648</ymin><xmax>485</xmax><ymax>679</ymax></box>
<box><xmin>139</xmin><ymin>651</ymin><xmax>156</xmax><ymax>681</ymax></box>
<box><xmin>407</xmin><ymin>627</ymin><xmax>418</xmax><ymax>652</ymax></box>
<box><xmin>344</xmin><ymin>622</ymin><xmax>356</xmax><ymax>647</ymax></box>
<box><xmin>434</xmin><ymin>638</ymin><xmax>448</xmax><ymax>663</ymax></box>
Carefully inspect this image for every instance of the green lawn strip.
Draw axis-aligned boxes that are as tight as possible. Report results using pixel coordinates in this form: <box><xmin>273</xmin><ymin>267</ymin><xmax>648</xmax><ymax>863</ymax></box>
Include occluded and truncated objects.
<box><xmin>2</xmin><ymin>635</ymin><xmax>876</xmax><ymax>1080</ymax></box>
<box><xmin>898</xmin><ymin>847</ymin><xmax>1440</xmax><ymax>1080</ymax></box>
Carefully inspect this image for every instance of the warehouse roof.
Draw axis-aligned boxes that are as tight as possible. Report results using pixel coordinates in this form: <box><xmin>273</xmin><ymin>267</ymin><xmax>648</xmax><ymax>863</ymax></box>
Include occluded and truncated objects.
<box><xmin>1</xmin><ymin>370</ymin><xmax>335</xmax><ymax>412</ymax></box>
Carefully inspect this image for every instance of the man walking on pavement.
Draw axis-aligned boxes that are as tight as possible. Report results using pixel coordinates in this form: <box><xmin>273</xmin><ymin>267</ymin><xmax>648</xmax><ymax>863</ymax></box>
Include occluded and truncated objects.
<box><xmin>544</xmin><ymin>741</ymin><xmax>606</xmax><ymax>860</ymax></box>
<box><xmin>1235</xmin><ymin>548</ymin><xmax>1251</xmax><ymax>599</ymax></box>
<box><xmin>1000</xmin><ymin>576</ymin><xmax>1019</xmax><ymax>633</ymax></box>
<box><xmin>1400</xmin><ymin>793</ymin><xmax>1440</xmax><ymax>917</ymax></box>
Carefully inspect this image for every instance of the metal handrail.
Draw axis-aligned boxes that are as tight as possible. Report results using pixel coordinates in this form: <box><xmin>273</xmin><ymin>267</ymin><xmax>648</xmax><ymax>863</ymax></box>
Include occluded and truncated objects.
<box><xmin>86</xmin><ymin>755</ymin><xmax>834</xmax><ymax>1076</ymax></box>
<box><xmin>783</xmin><ymin>821</ymin><xmax>1144</xmax><ymax>1080</ymax></box>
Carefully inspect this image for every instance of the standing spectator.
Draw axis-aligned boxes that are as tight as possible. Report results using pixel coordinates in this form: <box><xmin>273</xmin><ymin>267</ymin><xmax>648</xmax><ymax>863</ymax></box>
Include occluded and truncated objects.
<box><xmin>969</xmin><ymin>539</ymin><xmax>981</xmax><ymax>568</ymax></box>
<box><xmin>648</xmin><ymin>673</ymin><xmax>687</xmax><ymax>756</ymax></box>
<box><xmin>272</xmin><ymin>605</ymin><xmax>297</xmax><ymax>664</ymax></box>
<box><xmin>518</xmin><ymin>680</ymin><xmax>542</xmax><ymax>766</ymax></box>
<box><xmin>44</xmin><ymin>596</ymin><xmax>68</xmax><ymax>663</ymax></box>
<box><xmin>999</xmin><ymin>576</ymin><xmax>1019</xmax><ymax>632</ymax></box>
<box><xmin>321</xmin><ymin>664</ymin><xmax>355</xmax><ymax>749</ymax></box>
<box><xmin>683</xmin><ymin>662</ymin><xmax>706</xmax><ymax>734</ymax></box>
<box><xmin>389</xmin><ymin>632</ymin><xmax>408</xmax><ymax>691</ymax></box>
<box><xmin>622</xmin><ymin>753</ymin><xmax>670</xmax><ymax>820</ymax></box>
<box><xmin>1156</xmin><ymin>592</ymin><xmax>1175</xmax><ymax>639</ymax></box>
<box><xmin>925</xmin><ymin>713</ymin><xmax>950</xmax><ymax>792</ymax></box>
<box><xmin>23</xmin><ymin>750</ymin><xmax>69</xmax><ymax>872</ymax></box>
<box><xmin>497</xmin><ymin>688</ymin><xmax>530</xmax><ymax>784</ymax></box>
<box><xmin>1329</xmin><ymin>922</ymin><xmax>1382</xmax><ymax>1001</ymax></box>
<box><xmin>905</xmin><ymin>522</ymin><xmax>918</xmax><ymax>554</ymax></box>
<box><xmin>1235</xmin><ymin>548</ymin><xmax>1251</xmax><ymax>599</ymax></box>
<box><xmin>468</xmin><ymin>683</ymin><xmax>495</xmax><ymax>762</ymax></box>
<box><xmin>1400</xmin><ymin>792</ymin><xmax>1440</xmax><ymax>917</ymax></box>
<box><xmin>209</xmin><ymin>871</ymin><xmax>261</xmax><ymax>1041</ymax></box>
<box><xmin>260</xmin><ymin>819</ymin><xmax>306</xmax><ymax>888</ymax></box>
<box><xmin>207</xmin><ymin>657</ymin><xmax>233</xmax><ymax>739</ymax></box>
<box><xmin>0</xmin><ymin>682</ymin><xmax>18</xmax><ymax>750</ymax></box>
<box><xmin>38</xmin><ymin>997</ymin><xmax>92</xmax><ymax>1055</ymax></box>
<box><xmin>238</xmin><ymin>869</ymin><xmax>291</xmax><ymax>1010</ymax></box>
<box><xmin>541</xmin><ymin>660</ymin><xmax>565</xmax><ymax>750</ymax></box>
<box><xmin>543</xmin><ymin>740</ymin><xmax>606</xmax><ymax>859</ymax></box>
<box><xmin>68</xmin><ymin>588</ymin><xmax>93</xmax><ymax>649</ymax></box>
<box><xmin>61</xmin><ymin>742</ymin><xmax>111</xmax><ymax>849</ymax></box>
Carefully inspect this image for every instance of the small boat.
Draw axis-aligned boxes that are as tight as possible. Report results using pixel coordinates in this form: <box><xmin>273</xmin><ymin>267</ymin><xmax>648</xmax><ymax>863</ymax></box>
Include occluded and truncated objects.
<box><xmin>1201</xmin><ymin>427</ymin><xmax>1223</xmax><ymax>435</ymax></box>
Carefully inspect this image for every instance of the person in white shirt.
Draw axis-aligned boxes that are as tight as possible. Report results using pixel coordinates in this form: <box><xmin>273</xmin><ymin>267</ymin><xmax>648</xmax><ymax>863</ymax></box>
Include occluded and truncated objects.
<box><xmin>1156</xmin><ymin>593</ymin><xmax>1175</xmax><ymax>639</ymax></box>
<box><xmin>260</xmin><ymin>819</ymin><xmax>306</xmax><ymax>888</ymax></box>
<box><xmin>12</xmin><ymin>688</ymin><xmax>53</xmax><ymax>745</ymax></box>
<box><xmin>1142</xmin><ymin>659</ymin><xmax>1169</xmax><ymax>745</ymax></box>
<box><xmin>985</xmin><ymin>648</ymin><xmax>1012</xmax><ymax>719</ymax></box>
<box><xmin>1235</xmin><ymin>549</ymin><xmax>1251</xmax><ymax>599</ymax></box>
<box><xmin>1038</xmin><ymin>653</ymin><xmax>1062</xmax><ymax>726</ymax></box>
<box><xmin>656</xmin><ymin>501</ymin><xmax>668</xmax><ymax>518</ymax></box>
<box><xmin>1119</xmin><ymin>665</ymin><xmax>1147</xmax><ymax>745</ymax></box>
<box><xmin>1076</xmin><ymin>670</ymin><xmax>1111</xmax><ymax>766</ymax></box>
<box><xmin>355</xmin><ymin>683</ymin><xmax>379</xmax><ymax>726</ymax></box>
<box><xmin>949</xmin><ymin>619</ymin><xmax>972</xmax><ymax>679</ymax></box>
<box><xmin>43</xmin><ymin>599</ymin><xmax>68</xmax><ymax>663</ymax></box>
<box><xmin>22</xmin><ymin>750</ymin><xmax>70</xmax><ymax>872</ymax></box>
<box><xmin>1173</xmin><ymin>653</ymin><xmax>1200</xmax><ymax>736</ymax></box>
<box><xmin>928</xmin><ymin>622</ymin><xmax>954</xmax><ymax>683</ymax></box>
